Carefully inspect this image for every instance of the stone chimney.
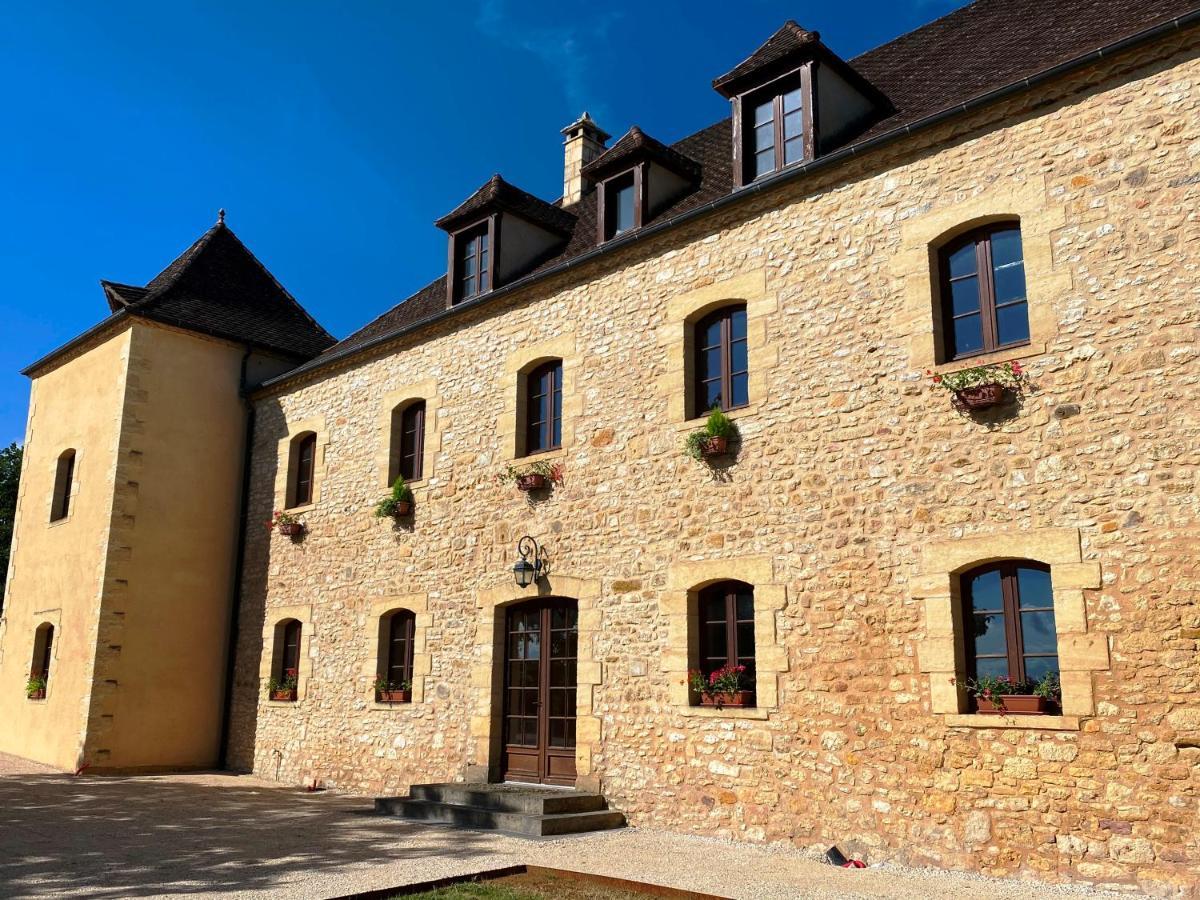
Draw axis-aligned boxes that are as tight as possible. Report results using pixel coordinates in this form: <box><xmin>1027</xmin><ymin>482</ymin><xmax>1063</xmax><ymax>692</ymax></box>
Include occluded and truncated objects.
<box><xmin>561</xmin><ymin>112</ymin><xmax>610</xmax><ymax>205</ymax></box>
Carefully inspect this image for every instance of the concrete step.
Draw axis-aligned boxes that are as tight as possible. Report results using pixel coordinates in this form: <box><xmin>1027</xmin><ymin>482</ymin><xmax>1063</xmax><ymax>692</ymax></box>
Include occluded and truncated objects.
<box><xmin>408</xmin><ymin>782</ymin><xmax>607</xmax><ymax>815</ymax></box>
<box><xmin>376</xmin><ymin>783</ymin><xmax>627</xmax><ymax>837</ymax></box>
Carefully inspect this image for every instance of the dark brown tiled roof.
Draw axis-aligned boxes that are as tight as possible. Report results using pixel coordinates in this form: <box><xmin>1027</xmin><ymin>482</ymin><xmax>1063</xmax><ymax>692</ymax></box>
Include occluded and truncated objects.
<box><xmin>305</xmin><ymin>0</ymin><xmax>1200</xmax><ymax>376</ymax></box>
<box><xmin>712</xmin><ymin>20</ymin><xmax>821</xmax><ymax>97</ymax></box>
<box><xmin>119</xmin><ymin>223</ymin><xmax>334</xmax><ymax>359</ymax></box>
<box><xmin>435</xmin><ymin>173</ymin><xmax>576</xmax><ymax>236</ymax></box>
<box><xmin>581</xmin><ymin>126</ymin><xmax>702</xmax><ymax>183</ymax></box>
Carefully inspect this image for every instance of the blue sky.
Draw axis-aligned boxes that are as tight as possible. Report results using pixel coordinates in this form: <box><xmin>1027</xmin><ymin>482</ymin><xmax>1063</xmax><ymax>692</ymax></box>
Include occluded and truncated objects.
<box><xmin>0</xmin><ymin>0</ymin><xmax>968</xmax><ymax>445</ymax></box>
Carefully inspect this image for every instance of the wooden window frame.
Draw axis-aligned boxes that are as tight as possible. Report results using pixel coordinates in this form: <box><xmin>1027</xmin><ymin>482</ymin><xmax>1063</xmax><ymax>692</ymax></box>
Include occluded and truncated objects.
<box><xmin>523</xmin><ymin>360</ymin><xmax>563</xmax><ymax>456</ymax></box>
<box><xmin>938</xmin><ymin>222</ymin><xmax>1030</xmax><ymax>362</ymax></box>
<box><xmin>392</xmin><ymin>401</ymin><xmax>426</xmax><ymax>484</ymax></box>
<box><xmin>276</xmin><ymin>619</ymin><xmax>302</xmax><ymax>681</ymax></box>
<box><xmin>31</xmin><ymin>624</ymin><xmax>54</xmax><ymax>681</ymax></box>
<box><xmin>696</xmin><ymin>581</ymin><xmax>756</xmax><ymax>705</ymax></box>
<box><xmin>289</xmin><ymin>432</ymin><xmax>317</xmax><ymax>508</ymax></box>
<box><xmin>383</xmin><ymin>610</ymin><xmax>416</xmax><ymax>688</ymax></box>
<box><xmin>692</xmin><ymin>304</ymin><xmax>749</xmax><ymax>417</ymax></box>
<box><xmin>50</xmin><ymin>449</ymin><xmax>75</xmax><ymax>523</ymax></box>
<box><xmin>961</xmin><ymin>561</ymin><xmax>1058</xmax><ymax>707</ymax></box>
<box><xmin>732</xmin><ymin>66</ymin><xmax>815</xmax><ymax>188</ymax></box>
<box><xmin>596</xmin><ymin>166</ymin><xmax>646</xmax><ymax>242</ymax></box>
<box><xmin>449</xmin><ymin>218</ymin><xmax>496</xmax><ymax>305</ymax></box>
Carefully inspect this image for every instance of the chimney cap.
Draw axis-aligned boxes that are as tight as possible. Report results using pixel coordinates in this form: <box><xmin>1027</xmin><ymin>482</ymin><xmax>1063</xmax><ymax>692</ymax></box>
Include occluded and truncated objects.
<box><xmin>561</xmin><ymin>111</ymin><xmax>611</xmax><ymax>143</ymax></box>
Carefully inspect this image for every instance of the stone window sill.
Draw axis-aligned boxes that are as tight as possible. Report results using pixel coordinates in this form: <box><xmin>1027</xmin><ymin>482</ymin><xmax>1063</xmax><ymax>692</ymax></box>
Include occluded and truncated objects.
<box><xmin>945</xmin><ymin>714</ymin><xmax>1080</xmax><ymax>731</ymax></box>
<box><xmin>674</xmin><ymin>403</ymin><xmax>761</xmax><ymax>433</ymax></box>
<box><xmin>931</xmin><ymin>343</ymin><xmax>1046</xmax><ymax>374</ymax></box>
<box><xmin>283</xmin><ymin>503</ymin><xmax>315</xmax><ymax>515</ymax></box>
<box><xmin>679</xmin><ymin>705</ymin><xmax>770</xmax><ymax>720</ymax></box>
<box><xmin>265</xmin><ymin>700</ymin><xmax>302</xmax><ymax>708</ymax></box>
<box><xmin>369</xmin><ymin>701</ymin><xmax>417</xmax><ymax>711</ymax></box>
<box><xmin>508</xmin><ymin>446</ymin><xmax>568</xmax><ymax>465</ymax></box>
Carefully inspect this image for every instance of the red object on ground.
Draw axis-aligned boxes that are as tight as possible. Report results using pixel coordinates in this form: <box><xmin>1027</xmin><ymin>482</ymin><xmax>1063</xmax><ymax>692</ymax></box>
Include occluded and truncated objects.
<box><xmin>842</xmin><ymin>860</ymin><xmax>866</xmax><ymax>868</ymax></box>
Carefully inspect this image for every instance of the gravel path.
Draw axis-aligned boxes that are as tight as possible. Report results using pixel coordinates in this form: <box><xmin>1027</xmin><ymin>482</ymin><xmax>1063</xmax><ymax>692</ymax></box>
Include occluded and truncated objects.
<box><xmin>0</xmin><ymin>752</ymin><xmax>1147</xmax><ymax>900</ymax></box>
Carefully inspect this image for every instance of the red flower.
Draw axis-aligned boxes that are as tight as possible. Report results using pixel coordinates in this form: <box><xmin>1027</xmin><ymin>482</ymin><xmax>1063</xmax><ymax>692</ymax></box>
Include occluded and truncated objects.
<box><xmin>932</xmin><ymin>374</ymin><xmax>942</xmax><ymax>384</ymax></box>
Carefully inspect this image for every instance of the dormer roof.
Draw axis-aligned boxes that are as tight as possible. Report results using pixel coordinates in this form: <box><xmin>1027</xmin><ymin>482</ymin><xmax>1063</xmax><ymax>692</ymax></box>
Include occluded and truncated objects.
<box><xmin>582</xmin><ymin>126</ymin><xmax>702</xmax><ymax>184</ymax></box>
<box><xmin>435</xmin><ymin>174</ymin><xmax>576</xmax><ymax>236</ymax></box>
<box><xmin>712</xmin><ymin>20</ymin><xmax>822</xmax><ymax>97</ymax></box>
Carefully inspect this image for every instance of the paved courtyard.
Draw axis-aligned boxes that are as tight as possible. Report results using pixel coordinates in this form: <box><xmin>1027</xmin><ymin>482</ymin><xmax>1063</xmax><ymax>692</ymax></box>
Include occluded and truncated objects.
<box><xmin>0</xmin><ymin>752</ymin><xmax>1146</xmax><ymax>900</ymax></box>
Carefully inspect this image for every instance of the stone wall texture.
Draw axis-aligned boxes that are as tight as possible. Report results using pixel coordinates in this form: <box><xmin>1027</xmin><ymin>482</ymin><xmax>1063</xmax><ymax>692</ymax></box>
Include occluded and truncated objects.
<box><xmin>228</xmin><ymin>37</ymin><xmax>1200</xmax><ymax>896</ymax></box>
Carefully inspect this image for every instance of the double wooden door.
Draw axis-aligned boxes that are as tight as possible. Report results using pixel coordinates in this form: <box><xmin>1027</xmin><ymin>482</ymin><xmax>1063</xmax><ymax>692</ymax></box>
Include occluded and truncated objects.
<box><xmin>502</xmin><ymin>599</ymin><xmax>577</xmax><ymax>785</ymax></box>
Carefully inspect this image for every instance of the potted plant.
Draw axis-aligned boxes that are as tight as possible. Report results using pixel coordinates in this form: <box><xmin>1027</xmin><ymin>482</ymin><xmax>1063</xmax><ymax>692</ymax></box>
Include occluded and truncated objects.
<box><xmin>268</xmin><ymin>510</ymin><xmax>305</xmax><ymax>537</ymax></box>
<box><xmin>688</xmin><ymin>664</ymin><xmax>754</xmax><ymax>708</ymax></box>
<box><xmin>965</xmin><ymin>672</ymin><xmax>1059</xmax><ymax>715</ymax></box>
<box><xmin>685</xmin><ymin>406</ymin><xmax>738</xmax><ymax>461</ymax></box>
<box><xmin>929</xmin><ymin>360</ymin><xmax>1028</xmax><ymax>410</ymax></box>
<box><xmin>495</xmin><ymin>460</ymin><xmax>564</xmax><ymax>493</ymax></box>
<box><xmin>267</xmin><ymin>668</ymin><xmax>299</xmax><ymax>702</ymax></box>
<box><xmin>26</xmin><ymin>674</ymin><xmax>46</xmax><ymax>700</ymax></box>
<box><xmin>374</xmin><ymin>676</ymin><xmax>412</xmax><ymax>704</ymax></box>
<box><xmin>374</xmin><ymin>476</ymin><xmax>414</xmax><ymax>519</ymax></box>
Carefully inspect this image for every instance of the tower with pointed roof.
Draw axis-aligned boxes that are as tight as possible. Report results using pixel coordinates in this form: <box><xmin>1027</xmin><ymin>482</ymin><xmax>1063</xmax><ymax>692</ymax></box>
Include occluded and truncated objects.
<box><xmin>0</xmin><ymin>216</ymin><xmax>332</xmax><ymax>772</ymax></box>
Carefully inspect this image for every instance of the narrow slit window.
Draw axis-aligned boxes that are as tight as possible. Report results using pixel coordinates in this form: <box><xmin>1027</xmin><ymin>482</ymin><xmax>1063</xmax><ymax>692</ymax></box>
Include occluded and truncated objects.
<box><xmin>50</xmin><ymin>449</ymin><xmax>75</xmax><ymax>522</ymax></box>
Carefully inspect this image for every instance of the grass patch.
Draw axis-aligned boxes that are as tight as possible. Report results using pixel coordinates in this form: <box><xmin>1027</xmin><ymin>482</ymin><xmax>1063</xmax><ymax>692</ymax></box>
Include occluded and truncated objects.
<box><xmin>398</xmin><ymin>884</ymin><xmax>543</xmax><ymax>900</ymax></box>
<box><xmin>394</xmin><ymin>870</ymin><xmax>660</xmax><ymax>899</ymax></box>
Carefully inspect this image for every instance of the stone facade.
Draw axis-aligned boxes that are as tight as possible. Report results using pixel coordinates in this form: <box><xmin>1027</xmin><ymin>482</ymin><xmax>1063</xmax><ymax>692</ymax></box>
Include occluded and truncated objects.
<box><xmin>228</xmin><ymin>36</ymin><xmax>1200</xmax><ymax>896</ymax></box>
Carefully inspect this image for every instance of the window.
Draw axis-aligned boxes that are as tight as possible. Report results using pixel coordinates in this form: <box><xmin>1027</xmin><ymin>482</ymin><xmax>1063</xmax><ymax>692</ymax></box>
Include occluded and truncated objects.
<box><xmin>389</xmin><ymin>401</ymin><xmax>426</xmax><ymax>484</ymax></box>
<box><xmin>962</xmin><ymin>561</ymin><xmax>1058</xmax><ymax>704</ymax></box>
<box><xmin>454</xmin><ymin>222</ymin><xmax>491</xmax><ymax>303</ymax></box>
<box><xmin>274</xmin><ymin>618</ymin><xmax>301</xmax><ymax>683</ymax></box>
<box><xmin>523</xmin><ymin>360</ymin><xmax>562</xmax><ymax>455</ymax></box>
<box><xmin>50</xmin><ymin>449</ymin><xmax>75</xmax><ymax>522</ymax></box>
<box><xmin>29</xmin><ymin>623</ymin><xmax>54</xmax><ymax>697</ymax></box>
<box><xmin>379</xmin><ymin>609</ymin><xmax>415</xmax><ymax>693</ymax></box>
<box><xmin>288</xmin><ymin>432</ymin><xmax>316</xmax><ymax>508</ymax></box>
<box><xmin>745</xmin><ymin>80</ymin><xmax>805</xmax><ymax>181</ymax></box>
<box><xmin>602</xmin><ymin>171</ymin><xmax>638</xmax><ymax>240</ymax></box>
<box><xmin>693</xmin><ymin>305</ymin><xmax>748</xmax><ymax>415</ymax></box>
<box><xmin>939</xmin><ymin>224</ymin><xmax>1029</xmax><ymax>360</ymax></box>
<box><xmin>697</xmin><ymin>581</ymin><xmax>756</xmax><ymax>705</ymax></box>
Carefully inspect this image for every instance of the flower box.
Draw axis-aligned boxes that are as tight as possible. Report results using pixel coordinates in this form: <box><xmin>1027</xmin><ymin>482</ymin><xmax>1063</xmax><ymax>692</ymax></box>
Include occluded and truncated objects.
<box><xmin>391</xmin><ymin>500</ymin><xmax>412</xmax><ymax>517</ymax></box>
<box><xmin>516</xmin><ymin>473</ymin><xmax>547</xmax><ymax>492</ymax></box>
<box><xmin>976</xmin><ymin>694</ymin><xmax>1046</xmax><ymax>715</ymax></box>
<box><xmin>699</xmin><ymin>436</ymin><xmax>728</xmax><ymax>458</ymax></box>
<box><xmin>278</xmin><ymin>522</ymin><xmax>304</xmax><ymax>537</ymax></box>
<box><xmin>954</xmin><ymin>383</ymin><xmax>1007</xmax><ymax>410</ymax></box>
<box><xmin>27</xmin><ymin>688</ymin><xmax>46</xmax><ymax>701</ymax></box>
<box><xmin>699</xmin><ymin>690</ymin><xmax>755</xmax><ymax>708</ymax></box>
<box><xmin>377</xmin><ymin>689</ymin><xmax>411</xmax><ymax>704</ymax></box>
<box><xmin>270</xmin><ymin>688</ymin><xmax>298</xmax><ymax>702</ymax></box>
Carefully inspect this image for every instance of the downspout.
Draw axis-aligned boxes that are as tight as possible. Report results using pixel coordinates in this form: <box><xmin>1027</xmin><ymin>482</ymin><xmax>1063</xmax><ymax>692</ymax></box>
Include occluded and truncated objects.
<box><xmin>218</xmin><ymin>348</ymin><xmax>256</xmax><ymax>769</ymax></box>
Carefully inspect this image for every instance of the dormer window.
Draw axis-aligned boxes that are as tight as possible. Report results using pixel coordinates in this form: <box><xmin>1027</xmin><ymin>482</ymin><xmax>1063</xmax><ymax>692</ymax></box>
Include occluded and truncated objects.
<box><xmin>714</xmin><ymin>21</ymin><xmax>890</xmax><ymax>189</ymax></box>
<box><xmin>747</xmin><ymin>79</ymin><xmax>806</xmax><ymax>180</ymax></box>
<box><xmin>453</xmin><ymin>221</ymin><xmax>492</xmax><ymax>303</ymax></box>
<box><xmin>605</xmin><ymin>172</ymin><xmax>638</xmax><ymax>238</ymax></box>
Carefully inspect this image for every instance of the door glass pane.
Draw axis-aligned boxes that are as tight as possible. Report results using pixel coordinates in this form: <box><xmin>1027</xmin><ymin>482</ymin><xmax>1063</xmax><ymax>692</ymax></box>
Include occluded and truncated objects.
<box><xmin>1020</xmin><ymin>611</ymin><xmax>1057</xmax><ymax>654</ymax></box>
<box><xmin>996</xmin><ymin>301</ymin><xmax>1030</xmax><ymax>346</ymax></box>
<box><xmin>972</xmin><ymin>613</ymin><xmax>1008</xmax><ymax>656</ymax></box>
<box><xmin>951</xmin><ymin>314</ymin><xmax>983</xmax><ymax>356</ymax></box>
<box><xmin>1017</xmin><ymin>567</ymin><xmax>1053</xmax><ymax>608</ymax></box>
<box><xmin>969</xmin><ymin>569</ymin><xmax>1003</xmax><ymax>611</ymax></box>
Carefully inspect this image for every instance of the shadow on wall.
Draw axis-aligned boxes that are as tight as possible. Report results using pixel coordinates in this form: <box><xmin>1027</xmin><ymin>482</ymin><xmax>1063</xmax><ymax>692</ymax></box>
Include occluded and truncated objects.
<box><xmin>0</xmin><ymin>772</ymin><xmax>496</xmax><ymax>898</ymax></box>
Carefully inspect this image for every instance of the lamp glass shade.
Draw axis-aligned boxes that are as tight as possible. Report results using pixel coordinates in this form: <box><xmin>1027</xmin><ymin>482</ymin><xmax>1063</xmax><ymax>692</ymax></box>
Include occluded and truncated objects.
<box><xmin>513</xmin><ymin>558</ymin><xmax>536</xmax><ymax>588</ymax></box>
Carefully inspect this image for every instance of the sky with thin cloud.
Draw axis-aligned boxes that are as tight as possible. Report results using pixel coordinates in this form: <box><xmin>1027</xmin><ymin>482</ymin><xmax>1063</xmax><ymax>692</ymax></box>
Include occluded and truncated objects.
<box><xmin>0</xmin><ymin>0</ymin><xmax>967</xmax><ymax>446</ymax></box>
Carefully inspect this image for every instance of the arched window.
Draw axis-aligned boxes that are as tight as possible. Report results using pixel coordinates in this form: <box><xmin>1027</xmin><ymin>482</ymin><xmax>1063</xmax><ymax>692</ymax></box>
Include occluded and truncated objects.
<box><xmin>269</xmin><ymin>618</ymin><xmax>302</xmax><ymax>701</ymax></box>
<box><xmin>697</xmin><ymin>581</ymin><xmax>756</xmax><ymax>705</ymax></box>
<box><xmin>523</xmin><ymin>361</ymin><xmax>563</xmax><ymax>456</ymax></box>
<box><xmin>50</xmin><ymin>449</ymin><xmax>75</xmax><ymax>522</ymax></box>
<box><xmin>693</xmin><ymin>305</ymin><xmax>748</xmax><ymax>416</ymax></box>
<box><xmin>938</xmin><ymin>223</ymin><xmax>1029</xmax><ymax>360</ymax></box>
<box><xmin>389</xmin><ymin>401</ymin><xmax>426</xmax><ymax>484</ymax></box>
<box><xmin>288</xmin><ymin>432</ymin><xmax>317</xmax><ymax>508</ymax></box>
<box><xmin>961</xmin><ymin>561</ymin><xmax>1058</xmax><ymax>696</ymax></box>
<box><xmin>378</xmin><ymin>609</ymin><xmax>415</xmax><ymax>693</ymax></box>
<box><xmin>29</xmin><ymin>623</ymin><xmax>54</xmax><ymax>697</ymax></box>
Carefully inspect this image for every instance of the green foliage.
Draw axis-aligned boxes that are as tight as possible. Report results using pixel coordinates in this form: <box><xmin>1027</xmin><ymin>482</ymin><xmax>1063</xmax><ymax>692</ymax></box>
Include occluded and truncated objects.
<box><xmin>373</xmin><ymin>675</ymin><xmax>412</xmax><ymax>693</ymax></box>
<box><xmin>267</xmin><ymin>668</ymin><xmax>298</xmax><ymax>694</ymax></box>
<box><xmin>0</xmin><ymin>443</ymin><xmax>22</xmax><ymax>603</ymax></box>
<box><xmin>375</xmin><ymin>476</ymin><xmax>415</xmax><ymax>517</ymax></box>
<box><xmin>929</xmin><ymin>360</ymin><xmax>1028</xmax><ymax>392</ymax></box>
<box><xmin>684</xmin><ymin>406</ymin><xmax>739</xmax><ymax>460</ymax></box>
<box><xmin>26</xmin><ymin>674</ymin><xmax>46</xmax><ymax>698</ymax></box>
<box><xmin>493</xmin><ymin>460</ymin><xmax>564</xmax><ymax>486</ymax></box>
<box><xmin>963</xmin><ymin>671</ymin><xmax>1061</xmax><ymax>705</ymax></box>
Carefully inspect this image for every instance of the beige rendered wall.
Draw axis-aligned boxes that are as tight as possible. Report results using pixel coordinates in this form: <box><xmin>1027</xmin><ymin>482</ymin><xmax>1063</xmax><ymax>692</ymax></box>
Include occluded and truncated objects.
<box><xmin>81</xmin><ymin>322</ymin><xmax>252</xmax><ymax>770</ymax></box>
<box><xmin>0</xmin><ymin>328</ymin><xmax>131</xmax><ymax>771</ymax></box>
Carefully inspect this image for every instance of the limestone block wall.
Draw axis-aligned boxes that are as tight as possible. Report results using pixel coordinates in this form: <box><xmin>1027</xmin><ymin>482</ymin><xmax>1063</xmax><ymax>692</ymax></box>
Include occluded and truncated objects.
<box><xmin>229</xmin><ymin>37</ymin><xmax>1200</xmax><ymax>895</ymax></box>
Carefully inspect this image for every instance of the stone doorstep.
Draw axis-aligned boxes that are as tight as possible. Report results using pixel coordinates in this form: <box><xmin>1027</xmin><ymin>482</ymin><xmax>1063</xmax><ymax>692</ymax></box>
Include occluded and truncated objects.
<box><xmin>376</xmin><ymin>782</ymin><xmax>626</xmax><ymax>837</ymax></box>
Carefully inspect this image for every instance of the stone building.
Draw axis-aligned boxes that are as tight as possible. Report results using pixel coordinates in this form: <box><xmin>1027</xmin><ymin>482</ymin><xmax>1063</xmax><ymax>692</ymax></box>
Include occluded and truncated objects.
<box><xmin>2</xmin><ymin>0</ymin><xmax>1199</xmax><ymax>893</ymax></box>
